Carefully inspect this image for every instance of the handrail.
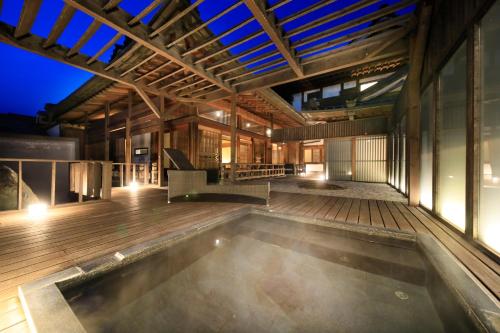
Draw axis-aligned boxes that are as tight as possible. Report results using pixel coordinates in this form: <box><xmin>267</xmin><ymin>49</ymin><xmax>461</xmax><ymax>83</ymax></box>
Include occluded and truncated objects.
<box><xmin>0</xmin><ymin>158</ymin><xmax>112</xmax><ymax>211</ymax></box>
<box><xmin>220</xmin><ymin>163</ymin><xmax>286</xmax><ymax>180</ymax></box>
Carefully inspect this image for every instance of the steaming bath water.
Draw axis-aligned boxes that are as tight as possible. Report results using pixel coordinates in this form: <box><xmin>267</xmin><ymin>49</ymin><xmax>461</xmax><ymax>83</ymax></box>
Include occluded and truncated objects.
<box><xmin>63</xmin><ymin>215</ymin><xmax>475</xmax><ymax>333</ymax></box>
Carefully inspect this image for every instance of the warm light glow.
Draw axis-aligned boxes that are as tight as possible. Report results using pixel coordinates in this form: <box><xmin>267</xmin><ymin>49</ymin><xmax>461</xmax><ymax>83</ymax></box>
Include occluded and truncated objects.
<box><xmin>215</xmin><ymin>110</ymin><xmax>222</xmax><ymax>117</ymax></box>
<box><xmin>266</xmin><ymin>128</ymin><xmax>272</xmax><ymax>136</ymax></box>
<box><xmin>129</xmin><ymin>181</ymin><xmax>139</xmax><ymax>191</ymax></box>
<box><xmin>347</xmin><ymin>171</ymin><xmax>352</xmax><ymax>176</ymax></box>
<box><xmin>27</xmin><ymin>203</ymin><xmax>48</xmax><ymax>220</ymax></box>
<box><xmin>245</xmin><ymin>123</ymin><xmax>251</xmax><ymax>128</ymax></box>
<box><xmin>215</xmin><ymin>239</ymin><xmax>220</xmax><ymax>246</ymax></box>
<box><xmin>318</xmin><ymin>175</ymin><xmax>326</xmax><ymax>181</ymax></box>
<box><xmin>441</xmin><ymin>201</ymin><xmax>465</xmax><ymax>231</ymax></box>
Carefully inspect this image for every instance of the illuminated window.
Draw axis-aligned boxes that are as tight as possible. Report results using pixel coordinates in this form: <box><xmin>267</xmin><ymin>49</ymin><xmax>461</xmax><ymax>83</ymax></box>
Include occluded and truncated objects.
<box><xmin>343</xmin><ymin>81</ymin><xmax>357</xmax><ymax>90</ymax></box>
<box><xmin>420</xmin><ymin>85</ymin><xmax>433</xmax><ymax>209</ymax></box>
<box><xmin>437</xmin><ymin>42</ymin><xmax>467</xmax><ymax>231</ymax></box>
<box><xmin>322</xmin><ymin>84</ymin><xmax>341</xmax><ymax>98</ymax></box>
<box><xmin>478</xmin><ymin>1</ymin><xmax>500</xmax><ymax>254</ymax></box>
<box><xmin>360</xmin><ymin>81</ymin><xmax>378</xmax><ymax>91</ymax></box>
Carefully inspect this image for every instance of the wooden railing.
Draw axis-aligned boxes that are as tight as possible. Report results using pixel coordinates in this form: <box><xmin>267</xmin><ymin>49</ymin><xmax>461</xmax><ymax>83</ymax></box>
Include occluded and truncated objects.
<box><xmin>0</xmin><ymin>158</ymin><xmax>112</xmax><ymax>211</ymax></box>
<box><xmin>111</xmin><ymin>162</ymin><xmax>151</xmax><ymax>187</ymax></box>
<box><xmin>221</xmin><ymin>163</ymin><xmax>285</xmax><ymax>180</ymax></box>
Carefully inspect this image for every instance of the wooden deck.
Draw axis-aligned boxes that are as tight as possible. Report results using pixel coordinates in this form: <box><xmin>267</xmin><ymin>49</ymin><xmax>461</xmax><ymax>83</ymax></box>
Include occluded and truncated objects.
<box><xmin>0</xmin><ymin>186</ymin><xmax>498</xmax><ymax>332</ymax></box>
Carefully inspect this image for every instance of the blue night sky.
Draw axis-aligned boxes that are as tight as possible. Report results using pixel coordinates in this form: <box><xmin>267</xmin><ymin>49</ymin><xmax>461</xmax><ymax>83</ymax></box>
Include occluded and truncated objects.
<box><xmin>0</xmin><ymin>0</ymin><xmax>414</xmax><ymax>116</ymax></box>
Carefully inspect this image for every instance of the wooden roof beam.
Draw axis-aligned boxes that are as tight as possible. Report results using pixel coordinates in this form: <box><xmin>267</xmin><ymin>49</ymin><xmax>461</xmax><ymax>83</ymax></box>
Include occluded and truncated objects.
<box><xmin>149</xmin><ymin>0</ymin><xmax>206</xmax><ymax>37</ymax></box>
<box><xmin>135</xmin><ymin>87</ymin><xmax>161</xmax><ymax>118</ymax></box>
<box><xmin>150</xmin><ymin>67</ymin><xmax>186</xmax><ymax>87</ymax></box>
<box><xmin>167</xmin><ymin>1</ymin><xmax>244</xmax><ymax>48</ymax></box>
<box><xmin>43</xmin><ymin>4</ymin><xmax>76</xmax><ymax>48</ymax></box>
<box><xmin>14</xmin><ymin>0</ymin><xmax>43</xmax><ymax>38</ymax></box>
<box><xmin>182</xmin><ymin>17</ymin><xmax>255</xmax><ymax>57</ymax></box>
<box><xmin>128</xmin><ymin>0</ymin><xmax>161</xmax><ymax>26</ymax></box>
<box><xmin>105</xmin><ymin>43</ymin><xmax>141</xmax><ymax>70</ymax></box>
<box><xmin>87</xmin><ymin>32</ymin><xmax>122</xmax><ymax>64</ymax></box>
<box><xmin>243</xmin><ymin>0</ymin><xmax>303</xmax><ymax>77</ymax></box>
<box><xmin>266</xmin><ymin>0</ymin><xmax>291</xmax><ymax>12</ymax></box>
<box><xmin>64</xmin><ymin>0</ymin><xmax>233</xmax><ymax>93</ymax></box>
<box><xmin>133</xmin><ymin>60</ymin><xmax>172</xmax><ymax>82</ymax></box>
<box><xmin>193</xmin><ymin>30</ymin><xmax>265</xmax><ymax>65</ymax></box>
<box><xmin>120</xmin><ymin>52</ymin><xmax>157</xmax><ymax>76</ymax></box>
<box><xmin>103</xmin><ymin>0</ymin><xmax>123</xmax><ymax>11</ymax></box>
<box><xmin>285</xmin><ymin>0</ymin><xmax>380</xmax><ymax>39</ymax></box>
<box><xmin>67</xmin><ymin>20</ymin><xmax>101</xmax><ymax>57</ymax></box>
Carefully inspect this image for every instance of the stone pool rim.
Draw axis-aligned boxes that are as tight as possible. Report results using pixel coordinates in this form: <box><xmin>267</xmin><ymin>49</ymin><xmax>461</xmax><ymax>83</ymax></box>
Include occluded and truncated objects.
<box><xmin>18</xmin><ymin>207</ymin><xmax>499</xmax><ymax>333</ymax></box>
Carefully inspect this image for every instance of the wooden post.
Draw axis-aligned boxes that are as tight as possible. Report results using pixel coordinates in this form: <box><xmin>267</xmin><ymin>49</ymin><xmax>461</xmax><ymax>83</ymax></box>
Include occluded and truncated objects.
<box><xmin>84</xmin><ymin>112</ymin><xmax>89</xmax><ymax>160</ymax></box>
<box><xmin>104</xmin><ymin>102</ymin><xmax>110</xmax><ymax>161</ymax></box>
<box><xmin>351</xmin><ymin>138</ymin><xmax>356</xmax><ymax>181</ymax></box>
<box><xmin>407</xmin><ymin>4</ymin><xmax>432</xmax><ymax>206</ymax></box>
<box><xmin>78</xmin><ymin>162</ymin><xmax>84</xmax><ymax>203</ymax></box>
<box><xmin>158</xmin><ymin>96</ymin><xmax>165</xmax><ymax>186</ymax></box>
<box><xmin>133</xmin><ymin>164</ymin><xmax>136</xmax><ymax>182</ymax></box>
<box><xmin>101</xmin><ymin>161</ymin><xmax>112</xmax><ymax>200</ymax></box>
<box><xmin>18</xmin><ymin>161</ymin><xmax>22</xmax><ymax>210</ymax></box>
<box><xmin>120</xmin><ymin>164</ymin><xmax>124</xmax><ymax>187</ymax></box>
<box><xmin>230</xmin><ymin>93</ymin><xmax>237</xmax><ymax>181</ymax></box>
<box><xmin>465</xmin><ymin>25</ymin><xmax>480</xmax><ymax>239</ymax></box>
<box><xmin>51</xmin><ymin>161</ymin><xmax>56</xmax><ymax>207</ymax></box>
<box><xmin>125</xmin><ymin>91</ymin><xmax>132</xmax><ymax>185</ymax></box>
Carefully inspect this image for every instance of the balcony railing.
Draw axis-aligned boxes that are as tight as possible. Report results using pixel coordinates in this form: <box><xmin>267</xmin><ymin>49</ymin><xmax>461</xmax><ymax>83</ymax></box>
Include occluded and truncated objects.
<box><xmin>221</xmin><ymin>163</ymin><xmax>285</xmax><ymax>180</ymax></box>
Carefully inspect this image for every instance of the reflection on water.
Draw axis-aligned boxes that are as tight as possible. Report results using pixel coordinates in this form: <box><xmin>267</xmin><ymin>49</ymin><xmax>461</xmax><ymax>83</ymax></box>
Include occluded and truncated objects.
<box><xmin>64</xmin><ymin>215</ymin><xmax>475</xmax><ymax>333</ymax></box>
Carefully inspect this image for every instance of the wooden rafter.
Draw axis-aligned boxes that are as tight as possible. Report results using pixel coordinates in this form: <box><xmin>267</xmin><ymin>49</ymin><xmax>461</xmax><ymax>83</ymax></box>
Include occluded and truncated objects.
<box><xmin>103</xmin><ymin>0</ymin><xmax>123</xmax><ymax>11</ymax></box>
<box><xmin>149</xmin><ymin>0</ymin><xmax>205</xmax><ymax>37</ymax></box>
<box><xmin>128</xmin><ymin>0</ymin><xmax>161</xmax><ymax>26</ymax></box>
<box><xmin>14</xmin><ymin>0</ymin><xmax>43</xmax><ymax>38</ymax></box>
<box><xmin>135</xmin><ymin>87</ymin><xmax>161</xmax><ymax>118</ymax></box>
<box><xmin>67</xmin><ymin>20</ymin><xmax>101</xmax><ymax>57</ymax></box>
<box><xmin>120</xmin><ymin>52</ymin><xmax>157</xmax><ymax>77</ymax></box>
<box><xmin>64</xmin><ymin>0</ymin><xmax>233</xmax><ymax>93</ymax></box>
<box><xmin>243</xmin><ymin>0</ymin><xmax>303</xmax><ymax>77</ymax></box>
<box><xmin>151</xmin><ymin>67</ymin><xmax>186</xmax><ymax>87</ymax></box>
<box><xmin>43</xmin><ymin>4</ymin><xmax>76</xmax><ymax>48</ymax></box>
<box><xmin>133</xmin><ymin>60</ymin><xmax>172</xmax><ymax>82</ymax></box>
<box><xmin>167</xmin><ymin>1</ymin><xmax>244</xmax><ymax>48</ymax></box>
<box><xmin>87</xmin><ymin>32</ymin><xmax>122</xmax><ymax>64</ymax></box>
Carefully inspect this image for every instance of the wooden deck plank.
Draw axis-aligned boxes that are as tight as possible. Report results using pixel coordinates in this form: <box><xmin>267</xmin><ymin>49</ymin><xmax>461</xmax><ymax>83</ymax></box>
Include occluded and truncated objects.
<box><xmin>407</xmin><ymin>206</ymin><xmax>500</xmax><ymax>299</ymax></box>
<box><xmin>325</xmin><ymin>197</ymin><xmax>345</xmax><ymax>221</ymax></box>
<box><xmin>358</xmin><ymin>199</ymin><xmax>371</xmax><ymax>225</ymax></box>
<box><xmin>368</xmin><ymin>200</ymin><xmax>384</xmax><ymax>227</ymax></box>
<box><xmin>334</xmin><ymin>198</ymin><xmax>353</xmax><ymax>223</ymax></box>
<box><xmin>393</xmin><ymin>202</ymin><xmax>429</xmax><ymax>234</ymax></box>
<box><xmin>314</xmin><ymin>197</ymin><xmax>338</xmax><ymax>219</ymax></box>
<box><xmin>300</xmin><ymin>195</ymin><xmax>330</xmax><ymax>217</ymax></box>
<box><xmin>377</xmin><ymin>200</ymin><xmax>399</xmax><ymax>230</ymax></box>
<box><xmin>385</xmin><ymin>201</ymin><xmax>414</xmax><ymax>232</ymax></box>
<box><xmin>346</xmin><ymin>198</ymin><xmax>360</xmax><ymax>224</ymax></box>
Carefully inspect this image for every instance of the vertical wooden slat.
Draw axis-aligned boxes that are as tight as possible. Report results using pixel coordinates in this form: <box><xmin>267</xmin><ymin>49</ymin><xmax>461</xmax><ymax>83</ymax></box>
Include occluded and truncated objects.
<box><xmin>104</xmin><ymin>102</ymin><xmax>110</xmax><ymax>161</ymax></box>
<box><xmin>230</xmin><ymin>93</ymin><xmax>237</xmax><ymax>181</ymax></box>
<box><xmin>158</xmin><ymin>96</ymin><xmax>165</xmax><ymax>186</ymax></box>
<box><xmin>125</xmin><ymin>91</ymin><xmax>132</xmax><ymax>185</ymax></box>
<box><xmin>17</xmin><ymin>161</ymin><xmax>22</xmax><ymax>210</ymax></box>
<box><xmin>78</xmin><ymin>162</ymin><xmax>84</xmax><ymax>203</ymax></box>
<box><xmin>101</xmin><ymin>162</ymin><xmax>112</xmax><ymax>200</ymax></box>
<box><xmin>465</xmin><ymin>24</ymin><xmax>480</xmax><ymax>239</ymax></box>
<box><xmin>120</xmin><ymin>164</ymin><xmax>124</xmax><ymax>187</ymax></box>
<box><xmin>133</xmin><ymin>164</ymin><xmax>136</xmax><ymax>182</ymax></box>
<box><xmin>50</xmin><ymin>161</ymin><xmax>56</xmax><ymax>207</ymax></box>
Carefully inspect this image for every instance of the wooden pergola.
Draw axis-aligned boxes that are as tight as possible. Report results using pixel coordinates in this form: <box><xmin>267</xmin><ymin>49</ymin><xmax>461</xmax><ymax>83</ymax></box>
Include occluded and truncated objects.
<box><xmin>0</xmin><ymin>0</ymin><xmax>414</xmax><ymax>122</ymax></box>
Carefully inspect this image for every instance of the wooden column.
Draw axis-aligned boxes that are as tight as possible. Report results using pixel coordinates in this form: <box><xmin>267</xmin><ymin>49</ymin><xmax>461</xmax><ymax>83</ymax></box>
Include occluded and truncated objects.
<box><xmin>84</xmin><ymin>112</ymin><xmax>89</xmax><ymax>160</ymax></box>
<box><xmin>465</xmin><ymin>25</ymin><xmax>480</xmax><ymax>239</ymax></box>
<box><xmin>125</xmin><ymin>91</ymin><xmax>133</xmax><ymax>185</ymax></box>
<box><xmin>104</xmin><ymin>102</ymin><xmax>110</xmax><ymax>161</ymax></box>
<box><xmin>158</xmin><ymin>96</ymin><xmax>165</xmax><ymax>187</ymax></box>
<box><xmin>188</xmin><ymin>120</ymin><xmax>199</xmax><ymax>168</ymax></box>
<box><xmin>407</xmin><ymin>4</ymin><xmax>432</xmax><ymax>206</ymax></box>
<box><xmin>230</xmin><ymin>93</ymin><xmax>237</xmax><ymax>181</ymax></box>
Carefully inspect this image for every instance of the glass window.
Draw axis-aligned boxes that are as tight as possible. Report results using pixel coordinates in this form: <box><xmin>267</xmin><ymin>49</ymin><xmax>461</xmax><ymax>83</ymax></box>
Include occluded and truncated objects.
<box><xmin>343</xmin><ymin>81</ymin><xmax>357</xmax><ymax>89</ymax></box>
<box><xmin>360</xmin><ymin>81</ymin><xmax>378</xmax><ymax>91</ymax></box>
<box><xmin>322</xmin><ymin>84</ymin><xmax>341</xmax><ymax>98</ymax></box>
<box><xmin>478</xmin><ymin>1</ymin><xmax>500</xmax><ymax>254</ymax></box>
<box><xmin>292</xmin><ymin>93</ymin><xmax>302</xmax><ymax>111</ymax></box>
<box><xmin>420</xmin><ymin>85</ymin><xmax>433</xmax><ymax>209</ymax></box>
<box><xmin>437</xmin><ymin>42</ymin><xmax>467</xmax><ymax>231</ymax></box>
